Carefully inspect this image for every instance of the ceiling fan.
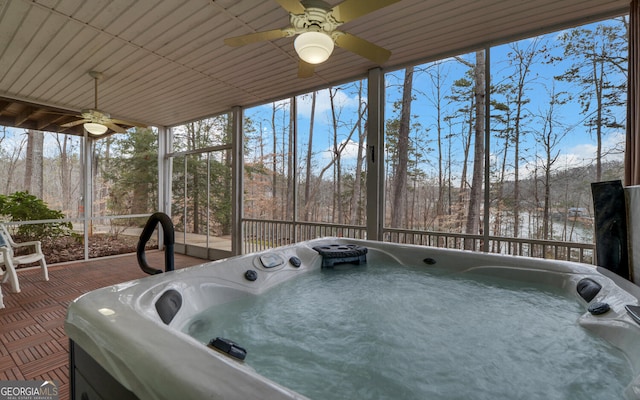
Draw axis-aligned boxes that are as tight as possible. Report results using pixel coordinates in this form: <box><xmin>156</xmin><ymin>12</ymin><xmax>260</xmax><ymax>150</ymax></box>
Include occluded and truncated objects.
<box><xmin>61</xmin><ymin>71</ymin><xmax>147</xmax><ymax>135</ymax></box>
<box><xmin>224</xmin><ymin>0</ymin><xmax>400</xmax><ymax>78</ymax></box>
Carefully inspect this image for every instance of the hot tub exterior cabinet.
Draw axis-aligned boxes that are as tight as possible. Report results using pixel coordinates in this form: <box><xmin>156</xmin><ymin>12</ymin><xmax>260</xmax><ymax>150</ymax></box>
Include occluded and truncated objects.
<box><xmin>70</xmin><ymin>340</ymin><xmax>139</xmax><ymax>400</ymax></box>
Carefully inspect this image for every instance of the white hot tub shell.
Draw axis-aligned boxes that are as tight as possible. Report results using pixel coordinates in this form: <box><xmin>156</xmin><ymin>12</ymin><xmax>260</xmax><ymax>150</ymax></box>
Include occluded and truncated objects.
<box><xmin>65</xmin><ymin>238</ymin><xmax>640</xmax><ymax>400</ymax></box>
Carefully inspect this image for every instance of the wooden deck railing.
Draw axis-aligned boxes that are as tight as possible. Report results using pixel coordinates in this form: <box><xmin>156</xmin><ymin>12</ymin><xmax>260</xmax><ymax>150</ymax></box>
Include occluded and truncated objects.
<box><xmin>242</xmin><ymin>219</ymin><xmax>595</xmax><ymax>264</ymax></box>
<box><xmin>242</xmin><ymin>219</ymin><xmax>367</xmax><ymax>254</ymax></box>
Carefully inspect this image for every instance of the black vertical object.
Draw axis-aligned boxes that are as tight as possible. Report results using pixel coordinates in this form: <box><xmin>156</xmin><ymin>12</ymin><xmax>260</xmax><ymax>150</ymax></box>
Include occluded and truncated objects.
<box><xmin>591</xmin><ymin>180</ymin><xmax>630</xmax><ymax>280</ymax></box>
<box><xmin>137</xmin><ymin>212</ymin><xmax>175</xmax><ymax>275</ymax></box>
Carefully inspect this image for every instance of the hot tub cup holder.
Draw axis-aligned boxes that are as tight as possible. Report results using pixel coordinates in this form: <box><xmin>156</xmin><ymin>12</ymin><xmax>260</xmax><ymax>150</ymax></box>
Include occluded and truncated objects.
<box><xmin>312</xmin><ymin>244</ymin><xmax>367</xmax><ymax>268</ymax></box>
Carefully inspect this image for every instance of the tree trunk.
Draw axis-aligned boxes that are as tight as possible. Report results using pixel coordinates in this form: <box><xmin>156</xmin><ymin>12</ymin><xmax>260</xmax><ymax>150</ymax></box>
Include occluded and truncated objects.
<box><xmin>593</xmin><ymin>56</ymin><xmax>603</xmax><ymax>182</ymax></box>
<box><xmin>283</xmin><ymin>106</ymin><xmax>292</xmax><ymax>219</ymax></box>
<box><xmin>24</xmin><ymin>130</ymin><xmax>44</xmax><ymax>198</ymax></box>
<box><xmin>351</xmin><ymin>82</ymin><xmax>365</xmax><ymax>225</ymax></box>
<box><xmin>271</xmin><ymin>103</ymin><xmax>278</xmax><ymax>219</ymax></box>
<box><xmin>328</xmin><ymin>89</ymin><xmax>344</xmax><ymax>224</ymax></box>
<box><xmin>55</xmin><ymin>134</ymin><xmax>73</xmax><ymax>216</ymax></box>
<box><xmin>303</xmin><ymin>91</ymin><xmax>316</xmax><ymax>221</ymax></box>
<box><xmin>465</xmin><ymin>51</ymin><xmax>485</xmax><ymax>241</ymax></box>
<box><xmin>433</xmin><ymin>66</ymin><xmax>446</xmax><ymax>229</ymax></box>
<box><xmin>391</xmin><ymin>66</ymin><xmax>414</xmax><ymax>228</ymax></box>
<box><xmin>456</xmin><ymin>101</ymin><xmax>473</xmax><ymax>230</ymax></box>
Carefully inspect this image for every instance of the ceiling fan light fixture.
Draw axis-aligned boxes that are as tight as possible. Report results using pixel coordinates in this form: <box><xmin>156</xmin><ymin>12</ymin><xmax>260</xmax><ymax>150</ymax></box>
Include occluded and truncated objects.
<box><xmin>294</xmin><ymin>31</ymin><xmax>334</xmax><ymax>64</ymax></box>
<box><xmin>84</xmin><ymin>122</ymin><xmax>108</xmax><ymax>135</ymax></box>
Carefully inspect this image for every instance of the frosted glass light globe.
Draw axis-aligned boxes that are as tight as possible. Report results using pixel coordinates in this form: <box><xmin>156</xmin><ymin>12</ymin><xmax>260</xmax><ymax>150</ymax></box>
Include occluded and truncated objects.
<box><xmin>294</xmin><ymin>32</ymin><xmax>334</xmax><ymax>64</ymax></box>
<box><xmin>84</xmin><ymin>122</ymin><xmax>108</xmax><ymax>135</ymax></box>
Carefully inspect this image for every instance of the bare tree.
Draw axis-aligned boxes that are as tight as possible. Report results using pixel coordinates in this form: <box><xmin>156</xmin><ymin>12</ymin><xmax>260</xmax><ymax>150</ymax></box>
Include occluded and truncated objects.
<box><xmin>3</xmin><ymin>133</ymin><xmax>27</xmax><ymax>194</ymax></box>
<box><xmin>555</xmin><ymin>20</ymin><xmax>627</xmax><ymax>181</ymax></box>
<box><xmin>429</xmin><ymin>62</ymin><xmax>448</xmax><ymax>228</ymax></box>
<box><xmin>505</xmin><ymin>38</ymin><xmax>544</xmax><ymax>237</ymax></box>
<box><xmin>454</xmin><ymin>52</ymin><xmax>486</xmax><ymax>239</ymax></box>
<box><xmin>447</xmin><ymin>70</ymin><xmax>475</xmax><ymax>231</ymax></box>
<box><xmin>535</xmin><ymin>85</ymin><xmax>570</xmax><ymax>240</ymax></box>
<box><xmin>303</xmin><ymin>91</ymin><xmax>317</xmax><ymax>221</ymax></box>
<box><xmin>54</xmin><ymin>133</ymin><xmax>76</xmax><ymax>216</ymax></box>
<box><xmin>465</xmin><ymin>51</ymin><xmax>486</xmax><ymax>240</ymax></box>
<box><xmin>390</xmin><ymin>66</ymin><xmax>414</xmax><ymax>228</ymax></box>
<box><xmin>350</xmin><ymin>81</ymin><xmax>367</xmax><ymax>225</ymax></box>
<box><xmin>303</xmin><ymin>94</ymin><xmax>366</xmax><ymax>221</ymax></box>
<box><xmin>271</xmin><ymin>102</ymin><xmax>279</xmax><ymax>219</ymax></box>
<box><xmin>329</xmin><ymin>88</ymin><xmax>343</xmax><ymax>223</ymax></box>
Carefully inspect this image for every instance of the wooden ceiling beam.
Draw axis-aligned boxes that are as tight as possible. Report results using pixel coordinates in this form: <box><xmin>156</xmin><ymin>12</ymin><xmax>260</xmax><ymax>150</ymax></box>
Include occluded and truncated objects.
<box><xmin>0</xmin><ymin>100</ymin><xmax>11</xmax><ymax>113</ymax></box>
<box><xmin>14</xmin><ymin>105</ymin><xmax>37</xmax><ymax>126</ymax></box>
<box><xmin>36</xmin><ymin>113</ymin><xmax>68</xmax><ymax>130</ymax></box>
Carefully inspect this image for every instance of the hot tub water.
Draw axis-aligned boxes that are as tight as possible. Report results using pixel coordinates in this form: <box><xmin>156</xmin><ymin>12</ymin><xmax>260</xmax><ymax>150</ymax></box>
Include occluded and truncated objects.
<box><xmin>185</xmin><ymin>261</ymin><xmax>631</xmax><ymax>400</ymax></box>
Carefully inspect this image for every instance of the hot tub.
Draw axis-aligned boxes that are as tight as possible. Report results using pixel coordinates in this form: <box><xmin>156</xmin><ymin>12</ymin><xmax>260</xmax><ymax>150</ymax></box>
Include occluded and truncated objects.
<box><xmin>65</xmin><ymin>238</ymin><xmax>640</xmax><ymax>400</ymax></box>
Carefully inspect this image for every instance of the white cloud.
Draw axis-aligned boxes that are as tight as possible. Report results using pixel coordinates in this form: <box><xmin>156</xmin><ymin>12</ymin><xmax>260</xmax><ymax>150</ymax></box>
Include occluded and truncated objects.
<box><xmin>319</xmin><ymin>139</ymin><xmax>362</xmax><ymax>161</ymax></box>
<box><xmin>561</xmin><ymin>131</ymin><xmax>625</xmax><ymax>167</ymax></box>
<box><xmin>297</xmin><ymin>88</ymin><xmax>362</xmax><ymax>119</ymax></box>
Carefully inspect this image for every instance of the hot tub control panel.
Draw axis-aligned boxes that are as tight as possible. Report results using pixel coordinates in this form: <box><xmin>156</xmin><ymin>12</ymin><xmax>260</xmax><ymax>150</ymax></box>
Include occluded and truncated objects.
<box><xmin>259</xmin><ymin>254</ymin><xmax>284</xmax><ymax>268</ymax></box>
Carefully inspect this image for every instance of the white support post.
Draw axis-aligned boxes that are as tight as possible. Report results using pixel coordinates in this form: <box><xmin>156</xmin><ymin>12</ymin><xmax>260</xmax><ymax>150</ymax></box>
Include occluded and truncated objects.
<box><xmin>231</xmin><ymin>106</ymin><xmax>244</xmax><ymax>255</ymax></box>
<box><xmin>157</xmin><ymin>126</ymin><xmax>172</xmax><ymax>250</ymax></box>
<box><xmin>366</xmin><ymin>68</ymin><xmax>385</xmax><ymax>241</ymax></box>
<box><xmin>82</xmin><ymin>133</ymin><xmax>92</xmax><ymax>260</ymax></box>
<box><xmin>158</xmin><ymin>126</ymin><xmax>173</xmax><ymax>216</ymax></box>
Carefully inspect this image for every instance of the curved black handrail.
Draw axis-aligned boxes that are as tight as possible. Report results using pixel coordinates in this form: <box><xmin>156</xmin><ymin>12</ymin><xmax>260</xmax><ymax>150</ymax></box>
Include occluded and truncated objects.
<box><xmin>137</xmin><ymin>212</ymin><xmax>175</xmax><ymax>275</ymax></box>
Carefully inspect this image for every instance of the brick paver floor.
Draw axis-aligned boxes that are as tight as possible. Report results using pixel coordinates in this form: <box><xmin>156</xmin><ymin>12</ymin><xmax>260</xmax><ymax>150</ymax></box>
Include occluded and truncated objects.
<box><xmin>0</xmin><ymin>251</ymin><xmax>205</xmax><ymax>399</ymax></box>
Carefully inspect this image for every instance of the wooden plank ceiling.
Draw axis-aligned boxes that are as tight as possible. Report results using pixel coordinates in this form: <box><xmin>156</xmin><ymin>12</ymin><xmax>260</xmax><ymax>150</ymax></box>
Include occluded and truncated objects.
<box><xmin>0</xmin><ymin>0</ymin><xmax>629</xmax><ymax>136</ymax></box>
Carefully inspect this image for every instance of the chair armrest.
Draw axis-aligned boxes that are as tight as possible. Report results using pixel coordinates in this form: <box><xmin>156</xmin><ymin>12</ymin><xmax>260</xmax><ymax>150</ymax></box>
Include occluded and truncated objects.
<box><xmin>12</xmin><ymin>241</ymin><xmax>42</xmax><ymax>252</ymax></box>
<box><xmin>12</xmin><ymin>240</ymin><xmax>41</xmax><ymax>247</ymax></box>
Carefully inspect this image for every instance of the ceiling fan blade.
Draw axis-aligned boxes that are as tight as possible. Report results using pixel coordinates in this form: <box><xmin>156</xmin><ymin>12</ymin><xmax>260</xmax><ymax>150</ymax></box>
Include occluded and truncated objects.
<box><xmin>334</xmin><ymin>32</ymin><xmax>391</xmax><ymax>64</ymax></box>
<box><xmin>61</xmin><ymin>119</ymin><xmax>88</xmax><ymax>128</ymax></box>
<box><xmin>298</xmin><ymin>60</ymin><xmax>315</xmax><ymax>78</ymax></box>
<box><xmin>110</xmin><ymin>118</ymin><xmax>148</xmax><ymax>128</ymax></box>
<box><xmin>105</xmin><ymin>122</ymin><xmax>127</xmax><ymax>134</ymax></box>
<box><xmin>331</xmin><ymin>0</ymin><xmax>401</xmax><ymax>23</ymax></box>
<box><xmin>224</xmin><ymin>29</ymin><xmax>288</xmax><ymax>47</ymax></box>
<box><xmin>274</xmin><ymin>0</ymin><xmax>305</xmax><ymax>14</ymax></box>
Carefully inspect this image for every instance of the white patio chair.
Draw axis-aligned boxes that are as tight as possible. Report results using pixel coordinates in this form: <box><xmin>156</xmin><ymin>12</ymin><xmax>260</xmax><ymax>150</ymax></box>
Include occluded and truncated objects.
<box><xmin>0</xmin><ymin>224</ymin><xmax>48</xmax><ymax>293</ymax></box>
